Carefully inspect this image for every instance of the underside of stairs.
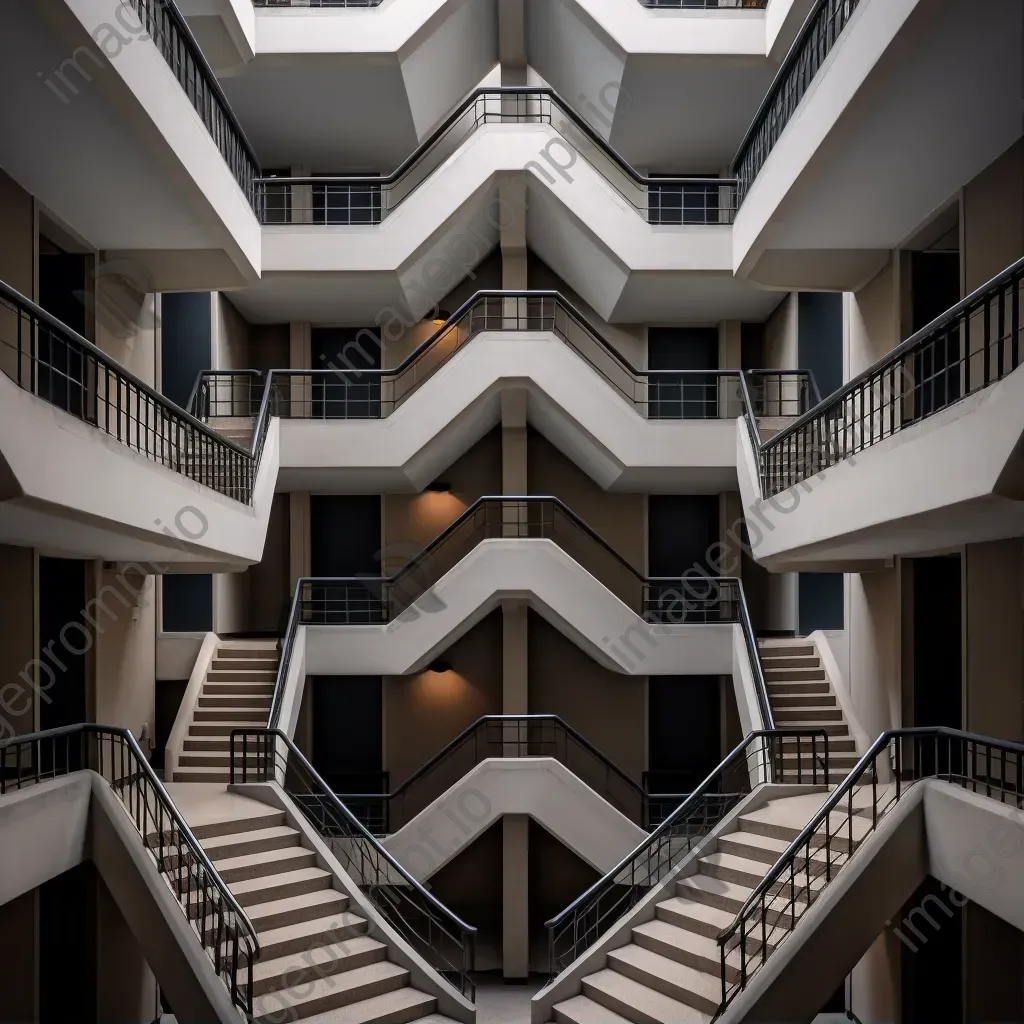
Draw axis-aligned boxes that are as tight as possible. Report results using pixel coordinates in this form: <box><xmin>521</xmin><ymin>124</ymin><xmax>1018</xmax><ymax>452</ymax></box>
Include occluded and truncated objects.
<box><xmin>163</xmin><ymin>789</ymin><xmax>459</xmax><ymax>1024</ymax></box>
<box><xmin>549</xmin><ymin>790</ymin><xmax>872</xmax><ymax>1024</ymax></box>
<box><xmin>759</xmin><ymin>638</ymin><xmax>859</xmax><ymax>784</ymax></box>
<box><xmin>173</xmin><ymin>640</ymin><xmax>280</xmax><ymax>783</ymax></box>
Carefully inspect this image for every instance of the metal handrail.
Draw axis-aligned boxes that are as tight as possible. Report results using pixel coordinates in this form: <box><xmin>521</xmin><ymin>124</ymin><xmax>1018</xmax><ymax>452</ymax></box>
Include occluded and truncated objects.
<box><xmin>0</xmin><ymin>278</ymin><xmax>257</xmax><ymax>504</ymax></box>
<box><xmin>0</xmin><ymin>723</ymin><xmax>260</xmax><ymax>1013</ymax></box>
<box><xmin>255</xmin><ymin>87</ymin><xmax>736</xmax><ymax>224</ymax></box>
<box><xmin>544</xmin><ymin>728</ymin><xmax>829</xmax><ymax>976</ymax></box>
<box><xmin>716</xmin><ymin>726</ymin><xmax>1024</xmax><ymax>1011</ymax></box>
<box><xmin>127</xmin><ymin>0</ymin><xmax>261</xmax><ymax>208</ymax></box>
<box><xmin>230</xmin><ymin>727</ymin><xmax>477</xmax><ymax>997</ymax></box>
<box><xmin>732</xmin><ymin>0</ymin><xmax>863</xmax><ymax>200</ymax></box>
<box><xmin>737</xmin><ymin>578</ymin><xmax>774</xmax><ymax>731</ymax></box>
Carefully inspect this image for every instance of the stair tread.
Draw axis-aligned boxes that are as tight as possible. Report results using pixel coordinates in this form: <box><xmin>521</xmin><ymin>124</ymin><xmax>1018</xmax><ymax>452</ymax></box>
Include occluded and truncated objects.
<box><xmin>719</xmin><ymin>829</ymin><xmax>828</xmax><ymax>861</ymax></box>
<box><xmin>288</xmin><ymin>987</ymin><xmax>437</xmax><ymax>1024</ymax></box>
<box><xmin>247</xmin><ymin>888</ymin><xmax>349</xmax><ymax>920</ymax></box>
<box><xmin>552</xmin><ymin>994</ymin><xmax>635</xmax><ymax>1024</ymax></box>
<box><xmin>232</xmin><ymin>865</ymin><xmax>331</xmax><ymax>897</ymax></box>
<box><xmin>583</xmin><ymin>968</ymin><xmax>710</xmax><ymax>1023</ymax></box>
<box><xmin>251</xmin><ymin>934</ymin><xmax>386</xmax><ymax>984</ymax></box>
<box><xmin>608</xmin><ymin>944</ymin><xmax>721</xmax><ymax>1004</ymax></box>
<box><xmin>200</xmin><ymin>825</ymin><xmax>300</xmax><ymax>855</ymax></box>
<box><xmin>678</xmin><ymin>873</ymin><xmax>754</xmax><ymax>903</ymax></box>
<box><xmin>256</xmin><ymin>907</ymin><xmax>365</xmax><ymax>945</ymax></box>
<box><xmin>633</xmin><ymin>917</ymin><xmax>763</xmax><ymax>966</ymax></box>
<box><xmin>657</xmin><ymin>895</ymin><xmax>734</xmax><ymax>930</ymax></box>
<box><xmin>213</xmin><ymin>844</ymin><xmax>314</xmax><ymax>874</ymax></box>
<box><xmin>251</xmin><ymin>961</ymin><xmax>410</xmax><ymax>1017</ymax></box>
<box><xmin>700</xmin><ymin>851</ymin><xmax>828</xmax><ymax>892</ymax></box>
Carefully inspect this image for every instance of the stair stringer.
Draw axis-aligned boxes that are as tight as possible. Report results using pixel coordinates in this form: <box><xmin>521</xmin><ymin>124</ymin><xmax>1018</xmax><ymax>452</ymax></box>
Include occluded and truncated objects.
<box><xmin>530</xmin><ymin>782</ymin><xmax>825</xmax><ymax>1024</ymax></box>
<box><xmin>803</xmin><ymin>631</ymin><xmax>874</xmax><ymax>757</ymax></box>
<box><xmin>165</xmin><ymin>631</ymin><xmax>219</xmax><ymax>780</ymax></box>
<box><xmin>226</xmin><ymin>782</ymin><xmax>477</xmax><ymax>1023</ymax></box>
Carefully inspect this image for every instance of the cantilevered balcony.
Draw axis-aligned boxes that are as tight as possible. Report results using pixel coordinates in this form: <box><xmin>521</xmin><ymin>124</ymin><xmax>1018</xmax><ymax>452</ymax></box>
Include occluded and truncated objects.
<box><xmin>737</xmin><ymin>258</ymin><xmax>1024</xmax><ymax>569</ymax></box>
<box><xmin>0</xmin><ymin>0</ymin><xmax>261</xmax><ymax>289</ymax></box>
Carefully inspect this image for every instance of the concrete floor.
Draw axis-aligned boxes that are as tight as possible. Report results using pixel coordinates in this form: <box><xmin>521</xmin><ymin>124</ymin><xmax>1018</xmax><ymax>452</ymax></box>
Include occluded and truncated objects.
<box><xmin>473</xmin><ymin>974</ymin><xmax>545</xmax><ymax>1024</ymax></box>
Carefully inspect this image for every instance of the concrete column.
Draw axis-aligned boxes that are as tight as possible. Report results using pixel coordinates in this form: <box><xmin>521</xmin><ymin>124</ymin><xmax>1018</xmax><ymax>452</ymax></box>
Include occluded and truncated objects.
<box><xmin>499</xmin><ymin>173</ymin><xmax>528</xmax><ymax>328</ymax></box>
<box><xmin>718</xmin><ymin>320</ymin><xmax>743</xmax><ymax>417</ymax></box>
<box><xmin>502</xmin><ymin>814</ymin><xmax>530</xmax><ymax>980</ymax></box>
<box><xmin>291</xmin><ymin>164</ymin><xmax>311</xmax><ymax>226</ymax></box>
<box><xmin>289</xmin><ymin>321</ymin><xmax>311</xmax><ymax>417</ymax></box>
<box><xmin>289</xmin><ymin>493</ymin><xmax>311</xmax><ymax>584</ymax></box>
<box><xmin>765</xmin><ymin>572</ymin><xmax>799</xmax><ymax>634</ymax></box>
<box><xmin>718</xmin><ymin>491</ymin><xmax>744</xmax><ymax>578</ymax></box>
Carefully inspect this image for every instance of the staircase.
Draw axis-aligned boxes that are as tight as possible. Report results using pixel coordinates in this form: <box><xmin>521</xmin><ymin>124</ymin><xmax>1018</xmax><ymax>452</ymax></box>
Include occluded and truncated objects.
<box><xmin>549</xmin><ymin>791</ymin><xmax>871</xmax><ymax>1024</ymax></box>
<box><xmin>165</xmin><ymin>790</ymin><xmax>458</xmax><ymax>1024</ymax></box>
<box><xmin>759</xmin><ymin>639</ymin><xmax>858</xmax><ymax>784</ymax></box>
<box><xmin>173</xmin><ymin>641</ymin><xmax>280</xmax><ymax>783</ymax></box>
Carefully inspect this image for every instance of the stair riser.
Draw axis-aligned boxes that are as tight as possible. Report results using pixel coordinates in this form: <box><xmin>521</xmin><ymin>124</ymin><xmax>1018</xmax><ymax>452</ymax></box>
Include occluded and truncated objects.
<box><xmin>203</xmin><ymin>683</ymin><xmax>275</xmax><ymax>696</ymax></box>
<box><xmin>251</xmin><ymin>971</ymin><xmax>409</xmax><ymax>1024</ymax></box>
<box><xmin>178</xmin><ymin>754</ymin><xmax>266</xmax><ymax>768</ymax></box>
<box><xmin>716</xmin><ymin>838</ymin><xmax>826</xmax><ymax>871</ymax></box>
<box><xmin>580</xmin><ymin>979</ymin><xmax>649</xmax><ymax>1024</ymax></box>
<box><xmin>758</xmin><ymin>645</ymin><xmax>814</xmax><ymax>658</ymax></box>
<box><xmin>761</xmin><ymin>657</ymin><xmax>821</xmax><ymax>670</ymax></box>
<box><xmin>766</xmin><ymin>682</ymin><xmax>831</xmax><ymax>696</ymax></box>
<box><xmin>189</xmin><ymin>875</ymin><xmax>331</xmax><ymax>917</ymax></box>
<box><xmin>215</xmin><ymin>852</ymin><xmax>318</xmax><ymax>887</ymax></box>
<box><xmin>173</xmin><ymin>770</ymin><xmax>234</xmax><ymax>783</ymax></box>
<box><xmin>701</xmin><ymin>861</ymin><xmax>818</xmax><ymax>900</ymax></box>
<box><xmin>737</xmin><ymin>816</ymin><xmax>857</xmax><ymax>854</ymax></box>
<box><xmin>214</xmin><ymin>649</ymin><xmax>279</xmax><ymax>659</ymax></box>
<box><xmin>247</xmin><ymin>945</ymin><xmax>387</xmax><ymax>999</ymax></box>
<box><xmin>188</xmin><ymin>723</ymin><xmax>264</xmax><ymax>736</ymax></box>
<box><xmin>608</xmin><ymin>956</ymin><xmax>718</xmax><ymax>1017</ymax></box>
<box><xmin>225</xmin><ymin>897</ymin><xmax>353</xmax><ymax>938</ymax></box>
<box><xmin>184</xmin><ymin>833</ymin><xmax>301</xmax><ymax>866</ymax></box>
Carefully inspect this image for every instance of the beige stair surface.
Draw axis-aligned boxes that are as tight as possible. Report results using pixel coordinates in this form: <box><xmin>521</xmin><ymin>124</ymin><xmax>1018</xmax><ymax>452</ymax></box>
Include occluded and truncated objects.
<box><xmin>759</xmin><ymin>639</ymin><xmax>859</xmax><ymax>784</ymax></box>
<box><xmin>162</xmin><ymin>786</ymin><xmax>455</xmax><ymax>1024</ymax></box>
<box><xmin>172</xmin><ymin>640</ymin><xmax>279</xmax><ymax>783</ymax></box>
<box><xmin>548</xmin><ymin>788</ymin><xmax>867</xmax><ymax>1024</ymax></box>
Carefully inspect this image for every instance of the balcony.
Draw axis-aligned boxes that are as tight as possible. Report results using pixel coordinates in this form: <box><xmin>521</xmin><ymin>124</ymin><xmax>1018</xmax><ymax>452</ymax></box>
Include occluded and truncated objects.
<box><xmin>0</xmin><ymin>0</ymin><xmax>261</xmax><ymax>290</ymax></box>
<box><xmin>731</xmin><ymin>0</ymin><xmax>1024</xmax><ymax>290</ymax></box>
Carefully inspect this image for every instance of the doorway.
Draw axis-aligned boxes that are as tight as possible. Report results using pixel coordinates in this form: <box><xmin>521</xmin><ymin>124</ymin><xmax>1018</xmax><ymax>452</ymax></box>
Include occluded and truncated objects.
<box><xmin>38</xmin><ymin>238</ymin><xmax>88</xmax><ymax>416</ymax></box>
<box><xmin>909</xmin><ymin>252</ymin><xmax>962</xmax><ymax>419</ymax></box>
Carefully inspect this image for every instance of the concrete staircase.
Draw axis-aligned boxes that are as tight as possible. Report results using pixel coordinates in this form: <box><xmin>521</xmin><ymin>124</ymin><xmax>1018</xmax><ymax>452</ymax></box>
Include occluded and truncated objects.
<box><xmin>207</xmin><ymin>415</ymin><xmax>255</xmax><ymax>450</ymax></box>
<box><xmin>549</xmin><ymin>791</ymin><xmax>872</xmax><ymax>1024</ymax></box>
<box><xmin>759</xmin><ymin>639</ymin><xmax>859</xmax><ymax>784</ymax></box>
<box><xmin>172</xmin><ymin>641</ymin><xmax>280</xmax><ymax>783</ymax></box>
<box><xmin>164</xmin><ymin>790</ymin><xmax>458</xmax><ymax>1024</ymax></box>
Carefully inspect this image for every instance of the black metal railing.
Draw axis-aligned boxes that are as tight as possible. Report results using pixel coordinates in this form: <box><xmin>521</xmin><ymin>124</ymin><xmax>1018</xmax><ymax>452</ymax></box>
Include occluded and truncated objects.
<box><xmin>756</xmin><ymin>256</ymin><xmax>1024</xmax><ymax>498</ymax></box>
<box><xmin>229</xmin><ymin>729</ymin><xmax>476</xmax><ymax>1000</ymax></box>
<box><xmin>716</xmin><ymin>728</ymin><xmax>1024</xmax><ymax>1013</ymax></box>
<box><xmin>256</xmin><ymin>89</ymin><xmax>736</xmax><ymax>226</ymax></box>
<box><xmin>0</xmin><ymin>725</ymin><xmax>259</xmax><ymax>1015</ymax></box>
<box><xmin>545</xmin><ymin>730</ymin><xmax>830</xmax><ymax>977</ymax></box>
<box><xmin>126</xmin><ymin>0</ymin><xmax>260</xmax><ymax>210</ymax></box>
<box><xmin>336</xmin><ymin>716</ymin><xmax>652</xmax><ymax>835</ymax></box>
<box><xmin>187</xmin><ymin>292</ymin><xmax>818</xmax><ymax>424</ymax></box>
<box><xmin>734</xmin><ymin>0</ymin><xmax>862</xmax><ymax>203</ymax></box>
<box><xmin>0</xmin><ymin>279</ymin><xmax>256</xmax><ymax>504</ymax></box>
<box><xmin>253</xmin><ymin>0</ymin><xmax>383</xmax><ymax>5</ymax></box>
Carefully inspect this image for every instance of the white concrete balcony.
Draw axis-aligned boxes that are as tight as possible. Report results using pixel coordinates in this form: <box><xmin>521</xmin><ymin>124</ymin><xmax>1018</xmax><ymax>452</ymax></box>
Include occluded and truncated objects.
<box><xmin>736</xmin><ymin>259</ymin><xmax>1024</xmax><ymax>570</ymax></box>
<box><xmin>0</xmin><ymin>0</ymin><xmax>262</xmax><ymax>291</ymax></box>
<box><xmin>732</xmin><ymin>0</ymin><xmax>1024</xmax><ymax>291</ymax></box>
<box><xmin>235</xmin><ymin>90</ymin><xmax>775</xmax><ymax>324</ymax></box>
<box><xmin>0</xmin><ymin>281</ymin><xmax>276</xmax><ymax>567</ymax></box>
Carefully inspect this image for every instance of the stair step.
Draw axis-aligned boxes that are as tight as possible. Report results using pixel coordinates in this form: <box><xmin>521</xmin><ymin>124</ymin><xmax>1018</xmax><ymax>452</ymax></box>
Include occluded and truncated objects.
<box><xmin>251</xmin><ymin>962</ymin><xmax>414</xmax><ymax>1023</ymax></box>
<box><xmin>203</xmin><ymin>681</ymin><xmax>275</xmax><ymax>696</ymax></box>
<box><xmin>775</xmin><ymin>720</ymin><xmax>850</xmax><ymax>736</ymax></box>
<box><xmin>273</xmin><ymin>987</ymin><xmax>438</xmax><ymax>1024</ymax></box>
<box><xmin>698</xmin><ymin>852</ymin><xmax>827</xmax><ymax>899</ymax></box>
<box><xmin>632</xmin><ymin>918</ymin><xmax>761</xmax><ymax>981</ymax></box>
<box><xmin>212</xmin><ymin>656</ymin><xmax>279</xmax><ymax>668</ymax></box>
<box><xmin>214</xmin><ymin>646</ymin><xmax>279</xmax><ymax>658</ymax></box>
<box><xmin>212</xmin><ymin>845</ymin><xmax>317</xmax><ymax>885</ymax></box>
<box><xmin>717</xmin><ymin>829</ymin><xmax>830</xmax><ymax>869</ymax></box>
<box><xmin>186</xmin><ymin>867</ymin><xmax>332</xmax><ymax>915</ymax></box>
<box><xmin>772</xmin><ymin>707</ymin><xmax>843</xmax><ymax>722</ymax></box>
<box><xmin>766</xmin><ymin>680</ymin><xmax>831</xmax><ymax>696</ymax></box>
<box><xmin>760</xmin><ymin>656</ymin><xmax>821</xmax><ymax>670</ymax></box>
<box><xmin>247</xmin><ymin>934</ymin><xmax>387</xmax><ymax>998</ymax></box>
<box><xmin>553</xmin><ymin>994</ymin><xmax>635</xmax><ymax>1024</ymax></box>
<box><xmin>757</xmin><ymin>644</ymin><xmax>814</xmax><ymax>658</ymax></box>
<box><xmin>234</xmin><ymin>888</ymin><xmax>352</xmax><ymax>935</ymax></box>
<box><xmin>177</xmin><ymin>751</ymin><xmax>267</xmax><ymax>768</ymax></box>
<box><xmin>207</xmin><ymin>669</ymin><xmax>279</xmax><ymax>682</ymax></box>
<box><xmin>771</xmin><ymin>692</ymin><xmax>836</xmax><ymax>708</ymax></box>
<box><xmin>581</xmin><ymin>968</ymin><xmax>710</xmax><ymax>1023</ymax></box>
<box><xmin>608</xmin><ymin>944</ymin><xmax>720</xmax><ymax>1017</ymax></box>
<box><xmin>198</xmin><ymin>694</ymin><xmax>273</xmax><ymax>708</ymax></box>
<box><xmin>675</xmin><ymin>873</ymin><xmax>804</xmax><ymax>922</ymax></box>
<box><xmin>765</xmin><ymin>668</ymin><xmax>826</xmax><ymax>682</ymax></box>
<box><xmin>172</xmin><ymin>767</ymin><xmax>234</xmax><ymax>782</ymax></box>
<box><xmin>193</xmin><ymin>708</ymin><xmax>268</xmax><ymax>722</ymax></box>
<box><xmin>199</xmin><ymin>825</ymin><xmax>301</xmax><ymax>861</ymax></box>
<box><xmin>255</xmin><ymin>910</ymin><xmax>370</xmax><ymax>963</ymax></box>
<box><xmin>186</xmin><ymin>809</ymin><xmax>286</xmax><ymax>843</ymax></box>
<box><xmin>187</xmin><ymin>721</ymin><xmax>267</xmax><ymax>736</ymax></box>
<box><xmin>654</xmin><ymin>895</ymin><xmax>737</xmax><ymax>940</ymax></box>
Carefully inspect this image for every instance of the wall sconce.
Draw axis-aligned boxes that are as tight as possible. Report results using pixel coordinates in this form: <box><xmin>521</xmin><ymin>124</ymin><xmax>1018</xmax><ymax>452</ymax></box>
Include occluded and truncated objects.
<box><xmin>430</xmin><ymin>310</ymin><xmax>451</xmax><ymax>326</ymax></box>
<box><xmin>428</xmin><ymin>659</ymin><xmax>453</xmax><ymax>673</ymax></box>
<box><xmin>426</xmin><ymin>480</ymin><xmax>451</xmax><ymax>493</ymax></box>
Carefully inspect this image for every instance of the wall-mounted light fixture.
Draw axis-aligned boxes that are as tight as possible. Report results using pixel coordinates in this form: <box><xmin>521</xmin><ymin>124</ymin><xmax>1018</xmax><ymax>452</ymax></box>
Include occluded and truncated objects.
<box><xmin>426</xmin><ymin>480</ymin><xmax>451</xmax><ymax>493</ymax></box>
<box><xmin>428</xmin><ymin>658</ymin><xmax>453</xmax><ymax>674</ymax></box>
<box><xmin>430</xmin><ymin>310</ymin><xmax>451</xmax><ymax>327</ymax></box>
